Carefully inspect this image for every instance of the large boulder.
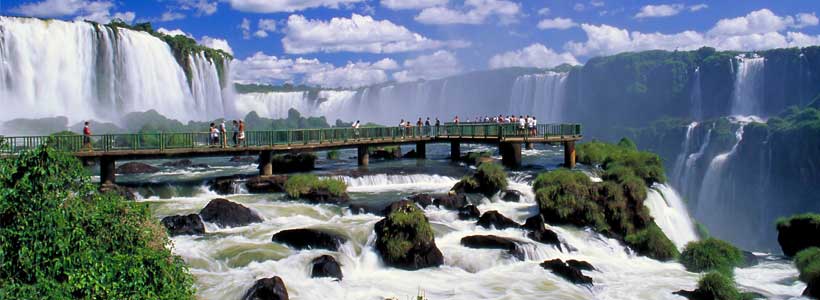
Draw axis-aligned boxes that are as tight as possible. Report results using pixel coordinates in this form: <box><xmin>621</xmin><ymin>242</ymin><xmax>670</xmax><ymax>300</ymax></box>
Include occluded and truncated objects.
<box><xmin>243</xmin><ymin>276</ymin><xmax>289</xmax><ymax>300</ymax></box>
<box><xmin>566</xmin><ymin>259</ymin><xmax>595</xmax><ymax>271</ymax></box>
<box><xmin>161</xmin><ymin>159</ymin><xmax>208</xmax><ymax>168</ymax></box>
<box><xmin>501</xmin><ymin>190</ymin><xmax>524</xmax><ymax>202</ymax></box>
<box><xmin>347</xmin><ymin>203</ymin><xmax>387</xmax><ymax>215</ymax></box>
<box><xmin>300</xmin><ymin>189</ymin><xmax>350</xmax><ymax>204</ymax></box>
<box><xmin>457</xmin><ymin>205</ymin><xmax>480</xmax><ymax>220</ymax></box>
<box><xmin>116</xmin><ymin>162</ymin><xmax>160</xmax><ymax>174</ymax></box>
<box><xmin>477</xmin><ymin>210</ymin><xmax>520</xmax><ymax>230</ymax></box>
<box><xmin>540</xmin><ymin>259</ymin><xmax>593</xmax><ymax>285</ymax></box>
<box><xmin>375</xmin><ymin>200</ymin><xmax>444</xmax><ymax>270</ymax></box>
<box><xmin>271</xmin><ymin>228</ymin><xmax>347</xmax><ymax>251</ymax></box>
<box><xmin>311</xmin><ymin>255</ymin><xmax>343</xmax><ymax>280</ymax></box>
<box><xmin>209</xmin><ymin>175</ymin><xmax>243</xmax><ymax>195</ymax></box>
<box><xmin>370</xmin><ymin>147</ymin><xmax>402</xmax><ymax>160</ymax></box>
<box><xmin>433</xmin><ymin>193</ymin><xmax>468</xmax><ymax>210</ymax></box>
<box><xmin>272</xmin><ymin>153</ymin><xmax>316</xmax><ymax>173</ymax></box>
<box><xmin>99</xmin><ymin>183</ymin><xmax>137</xmax><ymax>200</ymax></box>
<box><xmin>407</xmin><ymin>194</ymin><xmax>434</xmax><ymax>208</ymax></box>
<box><xmin>776</xmin><ymin>214</ymin><xmax>820</xmax><ymax>257</ymax></box>
<box><xmin>460</xmin><ymin>235</ymin><xmax>525</xmax><ymax>259</ymax></box>
<box><xmin>199</xmin><ymin>198</ymin><xmax>263</xmax><ymax>227</ymax></box>
<box><xmin>160</xmin><ymin>214</ymin><xmax>205</xmax><ymax>236</ymax></box>
<box><xmin>246</xmin><ymin>176</ymin><xmax>288</xmax><ymax>193</ymax></box>
<box><xmin>522</xmin><ymin>215</ymin><xmax>561</xmax><ymax>249</ymax></box>
<box><xmin>230</xmin><ymin>156</ymin><xmax>257</xmax><ymax>163</ymax></box>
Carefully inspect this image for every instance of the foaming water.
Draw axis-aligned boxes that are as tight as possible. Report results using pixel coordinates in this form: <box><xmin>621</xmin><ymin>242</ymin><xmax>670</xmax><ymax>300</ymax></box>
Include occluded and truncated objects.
<box><xmin>645</xmin><ymin>184</ymin><xmax>699</xmax><ymax>250</ymax></box>
<box><xmin>338</xmin><ymin>174</ymin><xmax>459</xmax><ymax>193</ymax></box>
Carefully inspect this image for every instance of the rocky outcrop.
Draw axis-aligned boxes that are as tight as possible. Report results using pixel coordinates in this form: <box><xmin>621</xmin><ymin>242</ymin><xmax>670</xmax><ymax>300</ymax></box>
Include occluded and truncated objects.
<box><xmin>99</xmin><ymin>183</ymin><xmax>137</xmax><ymax>200</ymax></box>
<box><xmin>370</xmin><ymin>147</ymin><xmax>402</xmax><ymax>160</ymax></box>
<box><xmin>477</xmin><ymin>210</ymin><xmax>520</xmax><ymax>230</ymax></box>
<box><xmin>776</xmin><ymin>214</ymin><xmax>820</xmax><ymax>257</ymax></box>
<box><xmin>160</xmin><ymin>214</ymin><xmax>205</xmax><ymax>236</ymax></box>
<box><xmin>375</xmin><ymin>200</ymin><xmax>443</xmax><ymax>270</ymax></box>
<box><xmin>402</xmin><ymin>149</ymin><xmax>420</xmax><ymax>158</ymax></box>
<box><xmin>311</xmin><ymin>255</ymin><xmax>343</xmax><ymax>280</ymax></box>
<box><xmin>347</xmin><ymin>203</ymin><xmax>387</xmax><ymax>215</ymax></box>
<box><xmin>566</xmin><ymin>260</ymin><xmax>595</xmax><ymax>271</ymax></box>
<box><xmin>160</xmin><ymin>159</ymin><xmax>208</xmax><ymax>168</ymax></box>
<box><xmin>522</xmin><ymin>215</ymin><xmax>561</xmax><ymax>249</ymax></box>
<box><xmin>457</xmin><ymin>205</ymin><xmax>480</xmax><ymax>220</ymax></box>
<box><xmin>407</xmin><ymin>194</ymin><xmax>434</xmax><ymax>208</ymax></box>
<box><xmin>199</xmin><ymin>198</ymin><xmax>263</xmax><ymax>228</ymax></box>
<box><xmin>230</xmin><ymin>156</ymin><xmax>257</xmax><ymax>163</ymax></box>
<box><xmin>451</xmin><ymin>163</ymin><xmax>508</xmax><ymax>197</ymax></box>
<box><xmin>246</xmin><ymin>176</ymin><xmax>288</xmax><ymax>193</ymax></box>
<box><xmin>272</xmin><ymin>153</ymin><xmax>316</xmax><ymax>173</ymax></box>
<box><xmin>501</xmin><ymin>190</ymin><xmax>524</xmax><ymax>202</ymax></box>
<box><xmin>243</xmin><ymin>276</ymin><xmax>289</xmax><ymax>300</ymax></box>
<box><xmin>407</xmin><ymin>193</ymin><xmax>467</xmax><ymax>210</ymax></box>
<box><xmin>271</xmin><ymin>228</ymin><xmax>347</xmax><ymax>251</ymax></box>
<box><xmin>115</xmin><ymin>162</ymin><xmax>159</xmax><ymax>174</ymax></box>
<box><xmin>460</xmin><ymin>235</ymin><xmax>525</xmax><ymax>259</ymax></box>
<box><xmin>209</xmin><ymin>175</ymin><xmax>243</xmax><ymax>195</ymax></box>
<box><xmin>540</xmin><ymin>259</ymin><xmax>593</xmax><ymax>285</ymax></box>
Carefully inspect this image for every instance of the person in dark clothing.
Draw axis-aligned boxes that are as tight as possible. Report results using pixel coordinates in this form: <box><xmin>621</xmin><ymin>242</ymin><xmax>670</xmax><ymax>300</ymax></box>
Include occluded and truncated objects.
<box><xmin>232</xmin><ymin>120</ymin><xmax>239</xmax><ymax>146</ymax></box>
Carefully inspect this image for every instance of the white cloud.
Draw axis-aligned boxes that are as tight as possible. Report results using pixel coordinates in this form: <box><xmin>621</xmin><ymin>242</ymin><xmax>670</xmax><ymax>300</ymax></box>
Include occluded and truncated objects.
<box><xmin>231</xmin><ymin>52</ymin><xmax>394</xmax><ymax>87</ymax></box>
<box><xmin>689</xmin><ymin>4</ymin><xmax>707</xmax><ymax>12</ymax></box>
<box><xmin>160</xmin><ymin>11</ymin><xmax>186</xmax><ymax>21</ymax></box>
<box><xmin>372</xmin><ymin>58</ymin><xmax>400</xmax><ymax>70</ymax></box>
<box><xmin>489</xmin><ymin>43</ymin><xmax>579</xmax><ymax>69</ymax></box>
<box><xmin>225</xmin><ymin>0</ymin><xmax>364</xmax><ymax>13</ymax></box>
<box><xmin>10</xmin><ymin>0</ymin><xmax>136</xmax><ymax>23</ymax></box>
<box><xmin>590</xmin><ymin>1</ymin><xmax>604</xmax><ymax>7</ymax></box>
<box><xmin>537</xmin><ymin>7</ymin><xmax>550</xmax><ymax>15</ymax></box>
<box><xmin>573</xmin><ymin>3</ymin><xmax>585</xmax><ymax>12</ymax></box>
<box><xmin>282</xmin><ymin>14</ymin><xmax>467</xmax><ymax>54</ymax></box>
<box><xmin>239</xmin><ymin>18</ymin><xmax>251</xmax><ymax>39</ymax></box>
<box><xmin>393</xmin><ymin>50</ymin><xmax>461</xmax><ymax>82</ymax></box>
<box><xmin>254</xmin><ymin>18</ymin><xmax>277</xmax><ymax>38</ymax></box>
<box><xmin>708</xmin><ymin>9</ymin><xmax>811</xmax><ymax>36</ymax></box>
<box><xmin>157</xmin><ymin>27</ymin><xmax>192</xmax><ymax>37</ymax></box>
<box><xmin>635</xmin><ymin>4</ymin><xmax>684</xmax><ymax>19</ymax></box>
<box><xmin>175</xmin><ymin>0</ymin><xmax>218</xmax><ymax>15</ymax></box>
<box><xmin>795</xmin><ymin>13</ymin><xmax>819</xmax><ymax>28</ymax></box>
<box><xmin>537</xmin><ymin>17</ymin><xmax>577</xmax><ymax>30</ymax></box>
<box><xmin>200</xmin><ymin>36</ymin><xmax>234</xmax><ymax>55</ymax></box>
<box><xmin>415</xmin><ymin>0</ymin><xmax>521</xmax><ymax>25</ymax></box>
<box><xmin>306</xmin><ymin>61</ymin><xmax>391</xmax><ymax>88</ymax></box>
<box><xmin>381</xmin><ymin>0</ymin><xmax>448</xmax><ymax>10</ymax></box>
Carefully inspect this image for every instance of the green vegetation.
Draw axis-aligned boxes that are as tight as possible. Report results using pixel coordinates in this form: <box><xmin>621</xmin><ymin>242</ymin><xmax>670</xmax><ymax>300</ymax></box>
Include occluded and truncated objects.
<box><xmin>680</xmin><ymin>238</ymin><xmax>744</xmax><ymax>276</ymax></box>
<box><xmin>452</xmin><ymin>162</ymin><xmax>508</xmax><ymax>196</ymax></box>
<box><xmin>776</xmin><ymin>213</ymin><xmax>820</xmax><ymax>229</ymax></box>
<box><xmin>378</xmin><ymin>202</ymin><xmax>434</xmax><ymax>261</ymax></box>
<box><xmin>461</xmin><ymin>150</ymin><xmax>493</xmax><ymax>165</ymax></box>
<box><xmin>326</xmin><ymin>150</ymin><xmax>340</xmax><ymax>160</ymax></box>
<box><xmin>794</xmin><ymin>247</ymin><xmax>820</xmax><ymax>297</ymax></box>
<box><xmin>533</xmin><ymin>140</ymin><xmax>678</xmax><ymax>260</ymax></box>
<box><xmin>696</xmin><ymin>223</ymin><xmax>711</xmax><ymax>239</ymax></box>
<box><xmin>696</xmin><ymin>272</ymin><xmax>741</xmax><ymax>300</ymax></box>
<box><xmin>0</xmin><ymin>145</ymin><xmax>194</xmax><ymax>298</ymax></box>
<box><xmin>284</xmin><ymin>174</ymin><xmax>347</xmax><ymax>199</ymax></box>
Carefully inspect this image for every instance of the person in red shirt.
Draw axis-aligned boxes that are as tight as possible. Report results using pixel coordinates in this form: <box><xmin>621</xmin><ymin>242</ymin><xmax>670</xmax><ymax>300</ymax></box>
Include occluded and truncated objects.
<box><xmin>82</xmin><ymin>121</ymin><xmax>92</xmax><ymax>151</ymax></box>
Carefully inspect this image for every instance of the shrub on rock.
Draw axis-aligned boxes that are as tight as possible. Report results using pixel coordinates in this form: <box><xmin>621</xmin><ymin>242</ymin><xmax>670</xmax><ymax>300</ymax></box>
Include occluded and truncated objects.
<box><xmin>246</xmin><ymin>175</ymin><xmax>288</xmax><ymax>193</ymax></box>
<box><xmin>680</xmin><ymin>238</ymin><xmax>744</xmax><ymax>275</ymax></box>
<box><xmin>243</xmin><ymin>276</ymin><xmax>289</xmax><ymax>300</ymax></box>
<box><xmin>695</xmin><ymin>271</ymin><xmax>740</xmax><ymax>300</ymax></box>
<box><xmin>200</xmin><ymin>198</ymin><xmax>263</xmax><ymax>227</ymax></box>
<box><xmin>624</xmin><ymin>223</ymin><xmax>679</xmax><ymax>261</ymax></box>
<box><xmin>460</xmin><ymin>150</ymin><xmax>492</xmax><ymax>165</ymax></box>
<box><xmin>776</xmin><ymin>213</ymin><xmax>820</xmax><ymax>257</ymax></box>
<box><xmin>284</xmin><ymin>174</ymin><xmax>349</xmax><ymax>204</ymax></box>
<box><xmin>451</xmin><ymin>163</ymin><xmax>508</xmax><ymax>197</ymax></box>
<box><xmin>795</xmin><ymin>247</ymin><xmax>820</xmax><ymax>298</ymax></box>
<box><xmin>374</xmin><ymin>200</ymin><xmax>443</xmax><ymax>270</ymax></box>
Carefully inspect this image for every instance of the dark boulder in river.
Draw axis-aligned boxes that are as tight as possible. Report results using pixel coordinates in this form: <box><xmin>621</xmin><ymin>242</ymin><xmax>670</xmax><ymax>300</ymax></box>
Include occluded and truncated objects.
<box><xmin>271</xmin><ymin>153</ymin><xmax>316</xmax><ymax>173</ymax></box>
<box><xmin>433</xmin><ymin>193</ymin><xmax>467</xmax><ymax>210</ymax></box>
<box><xmin>522</xmin><ymin>215</ymin><xmax>561</xmax><ymax>249</ymax></box>
<box><xmin>776</xmin><ymin>214</ymin><xmax>820</xmax><ymax>257</ymax></box>
<box><xmin>243</xmin><ymin>276</ymin><xmax>289</xmax><ymax>300</ymax></box>
<box><xmin>230</xmin><ymin>156</ymin><xmax>258</xmax><ymax>163</ymax></box>
<box><xmin>311</xmin><ymin>255</ymin><xmax>343</xmax><ymax>280</ymax></box>
<box><xmin>271</xmin><ymin>228</ymin><xmax>347</xmax><ymax>251</ymax></box>
<box><xmin>540</xmin><ymin>259</ymin><xmax>593</xmax><ymax>285</ymax></box>
<box><xmin>199</xmin><ymin>198</ymin><xmax>263</xmax><ymax>227</ymax></box>
<box><xmin>160</xmin><ymin>159</ymin><xmax>208</xmax><ymax>168</ymax></box>
<box><xmin>460</xmin><ymin>235</ymin><xmax>525</xmax><ymax>259</ymax></box>
<box><xmin>209</xmin><ymin>175</ymin><xmax>243</xmax><ymax>195</ymax></box>
<box><xmin>501</xmin><ymin>189</ymin><xmax>524</xmax><ymax>202</ymax></box>
<box><xmin>457</xmin><ymin>205</ymin><xmax>480</xmax><ymax>220</ymax></box>
<box><xmin>161</xmin><ymin>214</ymin><xmax>205</xmax><ymax>236</ymax></box>
<box><xmin>477</xmin><ymin>210</ymin><xmax>520</xmax><ymax>230</ymax></box>
<box><xmin>375</xmin><ymin>200</ymin><xmax>443</xmax><ymax>270</ymax></box>
<box><xmin>246</xmin><ymin>176</ymin><xmax>288</xmax><ymax>193</ymax></box>
<box><xmin>115</xmin><ymin>162</ymin><xmax>159</xmax><ymax>174</ymax></box>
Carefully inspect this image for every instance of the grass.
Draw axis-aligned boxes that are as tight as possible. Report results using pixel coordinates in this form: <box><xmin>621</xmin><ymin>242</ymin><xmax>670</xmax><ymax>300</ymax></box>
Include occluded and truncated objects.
<box><xmin>680</xmin><ymin>238</ymin><xmax>744</xmax><ymax>276</ymax></box>
<box><xmin>795</xmin><ymin>247</ymin><xmax>820</xmax><ymax>287</ymax></box>
<box><xmin>326</xmin><ymin>149</ymin><xmax>340</xmax><ymax>160</ymax></box>
<box><xmin>452</xmin><ymin>162</ymin><xmax>508</xmax><ymax>196</ymax></box>
<box><xmin>776</xmin><ymin>213</ymin><xmax>820</xmax><ymax>229</ymax></box>
<box><xmin>284</xmin><ymin>174</ymin><xmax>347</xmax><ymax>198</ymax></box>
<box><xmin>697</xmin><ymin>271</ymin><xmax>741</xmax><ymax>300</ymax></box>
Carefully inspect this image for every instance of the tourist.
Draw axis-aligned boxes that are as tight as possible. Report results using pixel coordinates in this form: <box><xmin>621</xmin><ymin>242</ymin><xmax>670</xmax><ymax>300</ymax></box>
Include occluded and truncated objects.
<box><xmin>208</xmin><ymin>123</ymin><xmax>216</xmax><ymax>146</ymax></box>
<box><xmin>238</xmin><ymin>120</ymin><xmax>246</xmax><ymax>146</ymax></box>
<box><xmin>454</xmin><ymin>115</ymin><xmax>460</xmax><ymax>125</ymax></box>
<box><xmin>219</xmin><ymin>120</ymin><xmax>227</xmax><ymax>148</ymax></box>
<box><xmin>352</xmin><ymin>120</ymin><xmax>360</xmax><ymax>138</ymax></box>
<box><xmin>518</xmin><ymin>115</ymin><xmax>526</xmax><ymax>133</ymax></box>
<box><xmin>531</xmin><ymin>117</ymin><xmax>538</xmax><ymax>135</ymax></box>
<box><xmin>424</xmin><ymin>117</ymin><xmax>431</xmax><ymax>135</ymax></box>
<box><xmin>417</xmin><ymin>118</ymin><xmax>423</xmax><ymax>127</ymax></box>
<box><xmin>232</xmin><ymin>120</ymin><xmax>239</xmax><ymax>146</ymax></box>
<box><xmin>82</xmin><ymin>121</ymin><xmax>92</xmax><ymax>151</ymax></box>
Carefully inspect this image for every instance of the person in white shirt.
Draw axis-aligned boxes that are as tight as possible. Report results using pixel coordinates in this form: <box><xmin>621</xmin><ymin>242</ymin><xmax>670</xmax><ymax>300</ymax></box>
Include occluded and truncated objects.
<box><xmin>518</xmin><ymin>115</ymin><xmax>526</xmax><ymax>133</ymax></box>
<box><xmin>530</xmin><ymin>117</ymin><xmax>538</xmax><ymax>135</ymax></box>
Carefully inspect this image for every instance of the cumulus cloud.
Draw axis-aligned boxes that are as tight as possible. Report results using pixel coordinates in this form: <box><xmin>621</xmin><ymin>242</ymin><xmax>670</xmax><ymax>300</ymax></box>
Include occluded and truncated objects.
<box><xmin>393</xmin><ymin>50</ymin><xmax>461</xmax><ymax>82</ymax></box>
<box><xmin>282</xmin><ymin>14</ymin><xmax>468</xmax><ymax>54</ymax></box>
<box><xmin>225</xmin><ymin>0</ymin><xmax>363</xmax><ymax>13</ymax></box>
<box><xmin>160</xmin><ymin>11</ymin><xmax>186</xmax><ymax>21</ymax></box>
<box><xmin>231</xmin><ymin>52</ymin><xmax>395</xmax><ymax>87</ymax></box>
<box><xmin>415</xmin><ymin>0</ymin><xmax>521</xmax><ymax>25</ymax></box>
<box><xmin>239</xmin><ymin>18</ymin><xmax>251</xmax><ymax>39</ymax></box>
<box><xmin>306</xmin><ymin>61</ymin><xmax>395</xmax><ymax>87</ymax></box>
<box><xmin>489</xmin><ymin>43</ymin><xmax>579</xmax><ymax>69</ymax></box>
<box><xmin>254</xmin><ymin>18</ymin><xmax>277</xmax><ymax>38</ymax></box>
<box><xmin>537</xmin><ymin>17</ymin><xmax>578</xmax><ymax>30</ymax></box>
<box><xmin>10</xmin><ymin>0</ymin><xmax>136</xmax><ymax>23</ymax></box>
<box><xmin>689</xmin><ymin>4</ymin><xmax>708</xmax><ymax>12</ymax></box>
<box><xmin>635</xmin><ymin>4</ymin><xmax>684</xmax><ymax>18</ymax></box>
<box><xmin>199</xmin><ymin>36</ymin><xmax>233</xmax><ymax>55</ymax></box>
<box><xmin>381</xmin><ymin>0</ymin><xmax>448</xmax><ymax>10</ymax></box>
<box><xmin>157</xmin><ymin>27</ymin><xmax>192</xmax><ymax>37</ymax></box>
<box><xmin>708</xmin><ymin>9</ymin><xmax>814</xmax><ymax>36</ymax></box>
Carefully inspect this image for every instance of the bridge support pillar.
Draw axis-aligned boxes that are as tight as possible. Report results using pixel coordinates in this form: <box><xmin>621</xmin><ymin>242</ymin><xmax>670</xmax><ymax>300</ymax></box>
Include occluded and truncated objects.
<box><xmin>259</xmin><ymin>150</ymin><xmax>273</xmax><ymax>176</ymax></box>
<box><xmin>100</xmin><ymin>156</ymin><xmax>116</xmax><ymax>185</ymax></box>
<box><xmin>563</xmin><ymin>141</ymin><xmax>576</xmax><ymax>169</ymax></box>
<box><xmin>415</xmin><ymin>142</ymin><xmax>426</xmax><ymax>159</ymax></box>
<box><xmin>525</xmin><ymin>142</ymin><xmax>534</xmax><ymax>150</ymax></box>
<box><xmin>357</xmin><ymin>145</ymin><xmax>369</xmax><ymax>166</ymax></box>
<box><xmin>450</xmin><ymin>142</ymin><xmax>460</xmax><ymax>161</ymax></box>
<box><xmin>499</xmin><ymin>142</ymin><xmax>522</xmax><ymax>168</ymax></box>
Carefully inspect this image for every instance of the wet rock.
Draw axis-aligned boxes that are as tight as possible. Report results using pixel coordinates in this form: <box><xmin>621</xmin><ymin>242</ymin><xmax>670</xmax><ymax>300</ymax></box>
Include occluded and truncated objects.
<box><xmin>433</xmin><ymin>193</ymin><xmax>467</xmax><ymax>210</ymax></box>
<box><xmin>272</xmin><ymin>153</ymin><xmax>316</xmax><ymax>173</ymax></box>
<box><xmin>311</xmin><ymin>255</ymin><xmax>343</xmax><ymax>280</ymax></box>
<box><xmin>457</xmin><ymin>205</ymin><xmax>480</xmax><ymax>220</ymax></box>
<box><xmin>741</xmin><ymin>251</ymin><xmax>759</xmax><ymax>268</ymax></box>
<box><xmin>566</xmin><ymin>260</ymin><xmax>595</xmax><ymax>271</ymax></box>
<box><xmin>160</xmin><ymin>214</ymin><xmax>205</xmax><ymax>236</ymax></box>
<box><xmin>299</xmin><ymin>189</ymin><xmax>350</xmax><ymax>204</ymax></box>
<box><xmin>776</xmin><ymin>214</ymin><xmax>820</xmax><ymax>257</ymax></box>
<box><xmin>540</xmin><ymin>259</ymin><xmax>593</xmax><ymax>285</ymax></box>
<box><xmin>477</xmin><ymin>210</ymin><xmax>520</xmax><ymax>230</ymax></box>
<box><xmin>115</xmin><ymin>162</ymin><xmax>160</xmax><ymax>174</ymax></box>
<box><xmin>347</xmin><ymin>203</ymin><xmax>386</xmax><ymax>215</ymax></box>
<box><xmin>375</xmin><ymin>200</ymin><xmax>443</xmax><ymax>270</ymax></box>
<box><xmin>243</xmin><ymin>276</ymin><xmax>289</xmax><ymax>300</ymax></box>
<box><xmin>407</xmin><ymin>194</ymin><xmax>434</xmax><ymax>208</ymax></box>
<box><xmin>230</xmin><ymin>156</ymin><xmax>258</xmax><ymax>163</ymax></box>
<box><xmin>99</xmin><ymin>183</ymin><xmax>137</xmax><ymax>200</ymax></box>
<box><xmin>460</xmin><ymin>235</ymin><xmax>524</xmax><ymax>259</ymax></box>
<box><xmin>209</xmin><ymin>175</ymin><xmax>243</xmax><ymax>195</ymax></box>
<box><xmin>403</xmin><ymin>149</ymin><xmax>420</xmax><ymax>158</ymax></box>
<box><xmin>246</xmin><ymin>176</ymin><xmax>288</xmax><ymax>193</ymax></box>
<box><xmin>199</xmin><ymin>198</ymin><xmax>263</xmax><ymax>228</ymax></box>
<box><xmin>160</xmin><ymin>159</ymin><xmax>209</xmax><ymax>168</ymax></box>
<box><xmin>522</xmin><ymin>215</ymin><xmax>561</xmax><ymax>249</ymax></box>
<box><xmin>370</xmin><ymin>147</ymin><xmax>402</xmax><ymax>160</ymax></box>
<box><xmin>271</xmin><ymin>228</ymin><xmax>347</xmax><ymax>251</ymax></box>
<box><xmin>501</xmin><ymin>190</ymin><xmax>524</xmax><ymax>202</ymax></box>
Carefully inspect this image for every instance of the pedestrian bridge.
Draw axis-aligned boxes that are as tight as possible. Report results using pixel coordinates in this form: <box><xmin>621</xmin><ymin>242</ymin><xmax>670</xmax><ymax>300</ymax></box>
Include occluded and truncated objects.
<box><xmin>0</xmin><ymin>123</ymin><xmax>582</xmax><ymax>185</ymax></box>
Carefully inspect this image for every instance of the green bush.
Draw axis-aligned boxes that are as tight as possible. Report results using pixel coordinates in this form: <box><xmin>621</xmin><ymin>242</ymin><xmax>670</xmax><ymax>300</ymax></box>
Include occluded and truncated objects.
<box><xmin>617</xmin><ymin>137</ymin><xmax>637</xmax><ymax>150</ymax></box>
<box><xmin>326</xmin><ymin>150</ymin><xmax>340</xmax><ymax>160</ymax></box>
<box><xmin>379</xmin><ymin>202</ymin><xmax>434</xmax><ymax>261</ymax></box>
<box><xmin>451</xmin><ymin>162</ymin><xmax>508</xmax><ymax>196</ymax></box>
<box><xmin>284</xmin><ymin>174</ymin><xmax>347</xmax><ymax>198</ymax></box>
<box><xmin>795</xmin><ymin>247</ymin><xmax>820</xmax><ymax>286</ymax></box>
<box><xmin>680</xmin><ymin>238</ymin><xmax>744</xmax><ymax>275</ymax></box>
<box><xmin>625</xmin><ymin>223</ymin><xmax>679</xmax><ymax>261</ymax></box>
<box><xmin>577</xmin><ymin>140</ymin><xmax>666</xmax><ymax>184</ymax></box>
<box><xmin>0</xmin><ymin>145</ymin><xmax>195</xmax><ymax>298</ymax></box>
<box><xmin>697</xmin><ymin>272</ymin><xmax>741</xmax><ymax>300</ymax></box>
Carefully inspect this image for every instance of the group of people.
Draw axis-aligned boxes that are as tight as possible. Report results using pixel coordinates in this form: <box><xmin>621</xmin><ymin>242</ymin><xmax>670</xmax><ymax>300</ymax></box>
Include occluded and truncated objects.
<box><xmin>209</xmin><ymin>120</ymin><xmax>246</xmax><ymax>147</ymax></box>
<box><xmin>453</xmin><ymin>114</ymin><xmax>539</xmax><ymax>135</ymax></box>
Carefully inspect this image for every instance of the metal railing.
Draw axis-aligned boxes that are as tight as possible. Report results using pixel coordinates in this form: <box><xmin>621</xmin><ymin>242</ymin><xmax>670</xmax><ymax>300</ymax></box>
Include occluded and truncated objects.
<box><xmin>0</xmin><ymin>123</ymin><xmax>580</xmax><ymax>155</ymax></box>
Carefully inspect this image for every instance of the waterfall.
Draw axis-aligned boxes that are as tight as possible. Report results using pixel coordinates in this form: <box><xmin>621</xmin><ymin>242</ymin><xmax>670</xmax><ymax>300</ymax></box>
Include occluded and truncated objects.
<box><xmin>508</xmin><ymin>72</ymin><xmax>568</xmax><ymax>122</ymax></box>
<box><xmin>679</xmin><ymin>127</ymin><xmax>712</xmax><ymax>202</ymax></box>
<box><xmin>336</xmin><ymin>174</ymin><xmax>459</xmax><ymax>193</ymax></box>
<box><xmin>644</xmin><ymin>184</ymin><xmax>699</xmax><ymax>250</ymax></box>
<box><xmin>690</xmin><ymin>67</ymin><xmax>703</xmax><ymax>120</ymax></box>
<box><xmin>694</xmin><ymin>125</ymin><xmax>745</xmax><ymax>231</ymax></box>
<box><xmin>234</xmin><ymin>90</ymin><xmax>359</xmax><ymax>122</ymax></box>
<box><xmin>671</xmin><ymin>122</ymin><xmax>698</xmax><ymax>188</ymax></box>
<box><xmin>0</xmin><ymin>17</ymin><xmax>233</xmax><ymax>124</ymax></box>
<box><xmin>731</xmin><ymin>55</ymin><xmax>766</xmax><ymax>116</ymax></box>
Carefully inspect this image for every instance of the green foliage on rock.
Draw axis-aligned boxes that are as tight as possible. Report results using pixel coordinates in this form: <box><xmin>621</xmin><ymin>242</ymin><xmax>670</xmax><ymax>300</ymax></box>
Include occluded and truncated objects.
<box><xmin>625</xmin><ymin>223</ymin><xmax>679</xmax><ymax>261</ymax></box>
<box><xmin>378</xmin><ymin>202</ymin><xmax>434</xmax><ymax>261</ymax></box>
<box><xmin>284</xmin><ymin>174</ymin><xmax>347</xmax><ymax>198</ymax></box>
<box><xmin>680</xmin><ymin>238</ymin><xmax>744</xmax><ymax>275</ymax></box>
<box><xmin>697</xmin><ymin>272</ymin><xmax>742</xmax><ymax>300</ymax></box>
<box><xmin>578</xmin><ymin>140</ymin><xmax>666</xmax><ymax>185</ymax></box>
<box><xmin>451</xmin><ymin>162</ymin><xmax>508</xmax><ymax>197</ymax></box>
<box><xmin>461</xmin><ymin>150</ymin><xmax>492</xmax><ymax>165</ymax></box>
<box><xmin>0</xmin><ymin>145</ymin><xmax>195</xmax><ymax>298</ymax></box>
<box><xmin>326</xmin><ymin>150</ymin><xmax>340</xmax><ymax>160</ymax></box>
<box><xmin>794</xmin><ymin>247</ymin><xmax>820</xmax><ymax>297</ymax></box>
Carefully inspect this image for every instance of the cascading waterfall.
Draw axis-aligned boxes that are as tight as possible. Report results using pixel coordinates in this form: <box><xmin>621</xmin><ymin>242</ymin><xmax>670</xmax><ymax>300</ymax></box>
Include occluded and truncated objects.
<box><xmin>695</xmin><ymin>124</ymin><xmax>745</xmax><ymax>231</ymax></box>
<box><xmin>690</xmin><ymin>67</ymin><xmax>703</xmax><ymax>120</ymax></box>
<box><xmin>731</xmin><ymin>55</ymin><xmax>766</xmax><ymax>117</ymax></box>
<box><xmin>645</xmin><ymin>184</ymin><xmax>699</xmax><ymax>250</ymax></box>
<box><xmin>671</xmin><ymin>122</ymin><xmax>698</xmax><ymax>188</ymax></box>
<box><xmin>336</xmin><ymin>174</ymin><xmax>459</xmax><ymax>192</ymax></box>
<box><xmin>0</xmin><ymin>16</ymin><xmax>232</xmax><ymax>123</ymax></box>
<box><xmin>509</xmin><ymin>72</ymin><xmax>568</xmax><ymax>122</ymax></box>
<box><xmin>679</xmin><ymin>127</ymin><xmax>712</xmax><ymax>202</ymax></box>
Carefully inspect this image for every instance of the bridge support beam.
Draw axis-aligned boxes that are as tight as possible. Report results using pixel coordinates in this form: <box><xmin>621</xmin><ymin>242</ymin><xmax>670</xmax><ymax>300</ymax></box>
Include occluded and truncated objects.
<box><xmin>100</xmin><ymin>156</ymin><xmax>116</xmax><ymax>185</ymax></box>
<box><xmin>415</xmin><ymin>142</ymin><xmax>426</xmax><ymax>159</ymax></box>
<box><xmin>525</xmin><ymin>142</ymin><xmax>534</xmax><ymax>150</ymax></box>
<box><xmin>563</xmin><ymin>141</ymin><xmax>576</xmax><ymax>169</ymax></box>
<box><xmin>499</xmin><ymin>142</ymin><xmax>522</xmax><ymax>168</ymax></box>
<box><xmin>259</xmin><ymin>150</ymin><xmax>273</xmax><ymax>176</ymax></box>
<box><xmin>450</xmin><ymin>142</ymin><xmax>460</xmax><ymax>161</ymax></box>
<box><xmin>357</xmin><ymin>145</ymin><xmax>369</xmax><ymax>166</ymax></box>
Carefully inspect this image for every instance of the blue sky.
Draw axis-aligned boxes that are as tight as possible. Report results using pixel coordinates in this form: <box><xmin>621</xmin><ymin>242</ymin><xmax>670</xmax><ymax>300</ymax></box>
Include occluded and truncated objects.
<box><xmin>2</xmin><ymin>0</ymin><xmax>820</xmax><ymax>87</ymax></box>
